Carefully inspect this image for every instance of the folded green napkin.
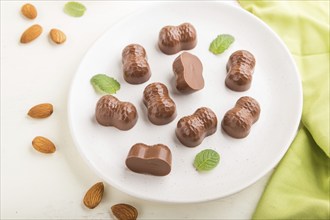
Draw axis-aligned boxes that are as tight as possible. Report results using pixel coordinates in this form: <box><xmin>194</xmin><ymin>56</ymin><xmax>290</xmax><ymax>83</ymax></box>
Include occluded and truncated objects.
<box><xmin>239</xmin><ymin>1</ymin><xmax>330</xmax><ymax>219</ymax></box>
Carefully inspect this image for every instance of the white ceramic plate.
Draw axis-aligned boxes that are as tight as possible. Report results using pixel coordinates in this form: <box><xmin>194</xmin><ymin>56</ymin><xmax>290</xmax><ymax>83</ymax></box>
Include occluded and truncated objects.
<box><xmin>68</xmin><ymin>2</ymin><xmax>302</xmax><ymax>203</ymax></box>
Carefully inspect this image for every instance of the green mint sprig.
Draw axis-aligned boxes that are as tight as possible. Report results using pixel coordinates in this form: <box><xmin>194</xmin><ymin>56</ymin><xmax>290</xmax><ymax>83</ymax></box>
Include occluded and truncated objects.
<box><xmin>193</xmin><ymin>149</ymin><xmax>220</xmax><ymax>172</ymax></box>
<box><xmin>90</xmin><ymin>74</ymin><xmax>120</xmax><ymax>95</ymax></box>
<box><xmin>209</xmin><ymin>34</ymin><xmax>235</xmax><ymax>55</ymax></box>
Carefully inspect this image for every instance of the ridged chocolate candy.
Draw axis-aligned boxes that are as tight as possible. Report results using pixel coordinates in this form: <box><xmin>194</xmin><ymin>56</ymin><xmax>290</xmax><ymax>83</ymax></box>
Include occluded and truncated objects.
<box><xmin>122</xmin><ymin>44</ymin><xmax>151</xmax><ymax>84</ymax></box>
<box><xmin>95</xmin><ymin>95</ymin><xmax>138</xmax><ymax>130</ymax></box>
<box><xmin>225</xmin><ymin>50</ymin><xmax>256</xmax><ymax>91</ymax></box>
<box><xmin>143</xmin><ymin>82</ymin><xmax>177</xmax><ymax>125</ymax></box>
<box><xmin>158</xmin><ymin>23</ymin><xmax>197</xmax><ymax>55</ymax></box>
<box><xmin>221</xmin><ymin>96</ymin><xmax>260</xmax><ymax>138</ymax></box>
<box><xmin>176</xmin><ymin>107</ymin><xmax>218</xmax><ymax>147</ymax></box>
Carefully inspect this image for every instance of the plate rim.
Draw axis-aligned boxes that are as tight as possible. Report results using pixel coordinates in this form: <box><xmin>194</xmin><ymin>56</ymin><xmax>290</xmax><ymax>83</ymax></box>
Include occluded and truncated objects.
<box><xmin>67</xmin><ymin>1</ymin><xmax>303</xmax><ymax>203</ymax></box>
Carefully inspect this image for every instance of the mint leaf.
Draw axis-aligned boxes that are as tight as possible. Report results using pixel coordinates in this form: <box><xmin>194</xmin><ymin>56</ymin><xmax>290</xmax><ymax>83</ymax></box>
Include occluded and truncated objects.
<box><xmin>90</xmin><ymin>74</ymin><xmax>120</xmax><ymax>94</ymax></box>
<box><xmin>209</xmin><ymin>34</ymin><xmax>235</xmax><ymax>55</ymax></box>
<box><xmin>193</xmin><ymin>149</ymin><xmax>220</xmax><ymax>171</ymax></box>
<box><xmin>64</xmin><ymin>2</ymin><xmax>86</xmax><ymax>17</ymax></box>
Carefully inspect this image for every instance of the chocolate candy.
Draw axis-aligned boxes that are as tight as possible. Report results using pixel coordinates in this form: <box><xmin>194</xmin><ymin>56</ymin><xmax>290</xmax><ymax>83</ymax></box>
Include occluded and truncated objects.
<box><xmin>95</xmin><ymin>95</ymin><xmax>138</xmax><ymax>130</ymax></box>
<box><xmin>122</xmin><ymin>44</ymin><xmax>151</xmax><ymax>84</ymax></box>
<box><xmin>125</xmin><ymin>143</ymin><xmax>172</xmax><ymax>176</ymax></box>
<box><xmin>143</xmin><ymin>82</ymin><xmax>177</xmax><ymax>125</ymax></box>
<box><xmin>221</xmin><ymin>96</ymin><xmax>260</xmax><ymax>138</ymax></box>
<box><xmin>225</xmin><ymin>50</ymin><xmax>256</xmax><ymax>91</ymax></box>
<box><xmin>173</xmin><ymin>52</ymin><xmax>204</xmax><ymax>93</ymax></box>
<box><xmin>176</xmin><ymin>107</ymin><xmax>218</xmax><ymax>147</ymax></box>
<box><xmin>158</xmin><ymin>23</ymin><xmax>197</xmax><ymax>55</ymax></box>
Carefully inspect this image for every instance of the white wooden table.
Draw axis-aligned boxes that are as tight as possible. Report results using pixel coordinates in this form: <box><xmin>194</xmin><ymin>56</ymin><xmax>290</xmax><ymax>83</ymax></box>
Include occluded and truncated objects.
<box><xmin>1</xmin><ymin>1</ymin><xmax>271</xmax><ymax>219</ymax></box>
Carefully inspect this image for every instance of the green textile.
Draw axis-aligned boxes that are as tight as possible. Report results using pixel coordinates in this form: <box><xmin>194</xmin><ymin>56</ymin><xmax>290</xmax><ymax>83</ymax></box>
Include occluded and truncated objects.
<box><xmin>239</xmin><ymin>1</ymin><xmax>330</xmax><ymax>219</ymax></box>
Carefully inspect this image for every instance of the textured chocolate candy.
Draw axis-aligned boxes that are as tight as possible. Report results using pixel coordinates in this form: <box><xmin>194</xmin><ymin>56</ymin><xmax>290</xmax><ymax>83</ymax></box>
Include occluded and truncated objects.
<box><xmin>176</xmin><ymin>107</ymin><xmax>218</xmax><ymax>147</ymax></box>
<box><xmin>172</xmin><ymin>52</ymin><xmax>204</xmax><ymax>93</ymax></box>
<box><xmin>158</xmin><ymin>23</ymin><xmax>197</xmax><ymax>55</ymax></box>
<box><xmin>122</xmin><ymin>44</ymin><xmax>151</xmax><ymax>84</ymax></box>
<box><xmin>221</xmin><ymin>96</ymin><xmax>260</xmax><ymax>138</ymax></box>
<box><xmin>143</xmin><ymin>82</ymin><xmax>177</xmax><ymax>125</ymax></box>
<box><xmin>225</xmin><ymin>50</ymin><xmax>256</xmax><ymax>91</ymax></box>
<box><xmin>95</xmin><ymin>95</ymin><xmax>138</xmax><ymax>130</ymax></box>
<box><xmin>125</xmin><ymin>143</ymin><xmax>172</xmax><ymax>176</ymax></box>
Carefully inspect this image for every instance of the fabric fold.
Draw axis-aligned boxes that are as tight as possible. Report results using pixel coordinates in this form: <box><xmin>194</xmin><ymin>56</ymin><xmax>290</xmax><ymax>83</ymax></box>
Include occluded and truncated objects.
<box><xmin>239</xmin><ymin>1</ymin><xmax>330</xmax><ymax>219</ymax></box>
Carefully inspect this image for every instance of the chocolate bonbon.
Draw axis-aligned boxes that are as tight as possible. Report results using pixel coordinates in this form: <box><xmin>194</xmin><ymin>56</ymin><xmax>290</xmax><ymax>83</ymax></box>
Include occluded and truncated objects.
<box><xmin>143</xmin><ymin>82</ymin><xmax>177</xmax><ymax>125</ymax></box>
<box><xmin>225</xmin><ymin>50</ymin><xmax>256</xmax><ymax>91</ymax></box>
<box><xmin>125</xmin><ymin>143</ymin><xmax>172</xmax><ymax>176</ymax></box>
<box><xmin>122</xmin><ymin>44</ymin><xmax>151</xmax><ymax>84</ymax></box>
<box><xmin>95</xmin><ymin>95</ymin><xmax>138</xmax><ymax>130</ymax></box>
<box><xmin>176</xmin><ymin>107</ymin><xmax>218</xmax><ymax>147</ymax></box>
<box><xmin>173</xmin><ymin>52</ymin><xmax>204</xmax><ymax>93</ymax></box>
<box><xmin>221</xmin><ymin>96</ymin><xmax>260</xmax><ymax>138</ymax></box>
<box><xmin>158</xmin><ymin>23</ymin><xmax>197</xmax><ymax>55</ymax></box>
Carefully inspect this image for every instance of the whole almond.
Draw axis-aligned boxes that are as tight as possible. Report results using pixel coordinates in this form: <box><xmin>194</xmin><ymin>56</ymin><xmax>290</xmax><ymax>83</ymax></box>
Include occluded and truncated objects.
<box><xmin>111</xmin><ymin>203</ymin><xmax>138</xmax><ymax>220</ymax></box>
<box><xmin>83</xmin><ymin>182</ymin><xmax>104</xmax><ymax>209</ymax></box>
<box><xmin>28</xmin><ymin>103</ymin><xmax>53</xmax><ymax>118</ymax></box>
<box><xmin>21</xmin><ymin>3</ymin><xmax>37</xmax><ymax>19</ymax></box>
<box><xmin>49</xmin><ymin>29</ymin><xmax>66</xmax><ymax>44</ymax></box>
<box><xmin>20</xmin><ymin>24</ymin><xmax>42</xmax><ymax>43</ymax></box>
<box><xmin>32</xmin><ymin>136</ymin><xmax>56</xmax><ymax>154</ymax></box>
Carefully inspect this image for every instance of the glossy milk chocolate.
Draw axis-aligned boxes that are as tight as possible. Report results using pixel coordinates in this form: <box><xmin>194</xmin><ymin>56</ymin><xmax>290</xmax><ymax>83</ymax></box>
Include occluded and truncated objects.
<box><xmin>143</xmin><ymin>82</ymin><xmax>177</xmax><ymax>125</ymax></box>
<box><xmin>95</xmin><ymin>95</ymin><xmax>138</xmax><ymax>130</ymax></box>
<box><xmin>122</xmin><ymin>44</ymin><xmax>151</xmax><ymax>84</ymax></box>
<box><xmin>173</xmin><ymin>52</ymin><xmax>204</xmax><ymax>93</ymax></box>
<box><xmin>125</xmin><ymin>143</ymin><xmax>172</xmax><ymax>176</ymax></box>
<box><xmin>176</xmin><ymin>107</ymin><xmax>218</xmax><ymax>147</ymax></box>
<box><xmin>158</xmin><ymin>23</ymin><xmax>197</xmax><ymax>55</ymax></box>
<box><xmin>225</xmin><ymin>50</ymin><xmax>256</xmax><ymax>91</ymax></box>
<box><xmin>221</xmin><ymin>96</ymin><xmax>260</xmax><ymax>138</ymax></box>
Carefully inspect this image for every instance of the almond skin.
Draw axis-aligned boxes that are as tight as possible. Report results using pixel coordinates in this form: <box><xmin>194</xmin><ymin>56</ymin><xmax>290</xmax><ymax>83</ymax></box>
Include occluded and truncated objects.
<box><xmin>83</xmin><ymin>182</ymin><xmax>104</xmax><ymax>209</ymax></box>
<box><xmin>21</xmin><ymin>3</ymin><xmax>37</xmax><ymax>19</ymax></box>
<box><xmin>111</xmin><ymin>203</ymin><xmax>138</xmax><ymax>220</ymax></box>
<box><xmin>28</xmin><ymin>103</ymin><xmax>53</xmax><ymax>118</ymax></box>
<box><xmin>49</xmin><ymin>29</ymin><xmax>66</xmax><ymax>44</ymax></box>
<box><xmin>32</xmin><ymin>136</ymin><xmax>56</xmax><ymax>154</ymax></box>
<box><xmin>20</xmin><ymin>24</ymin><xmax>42</xmax><ymax>43</ymax></box>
